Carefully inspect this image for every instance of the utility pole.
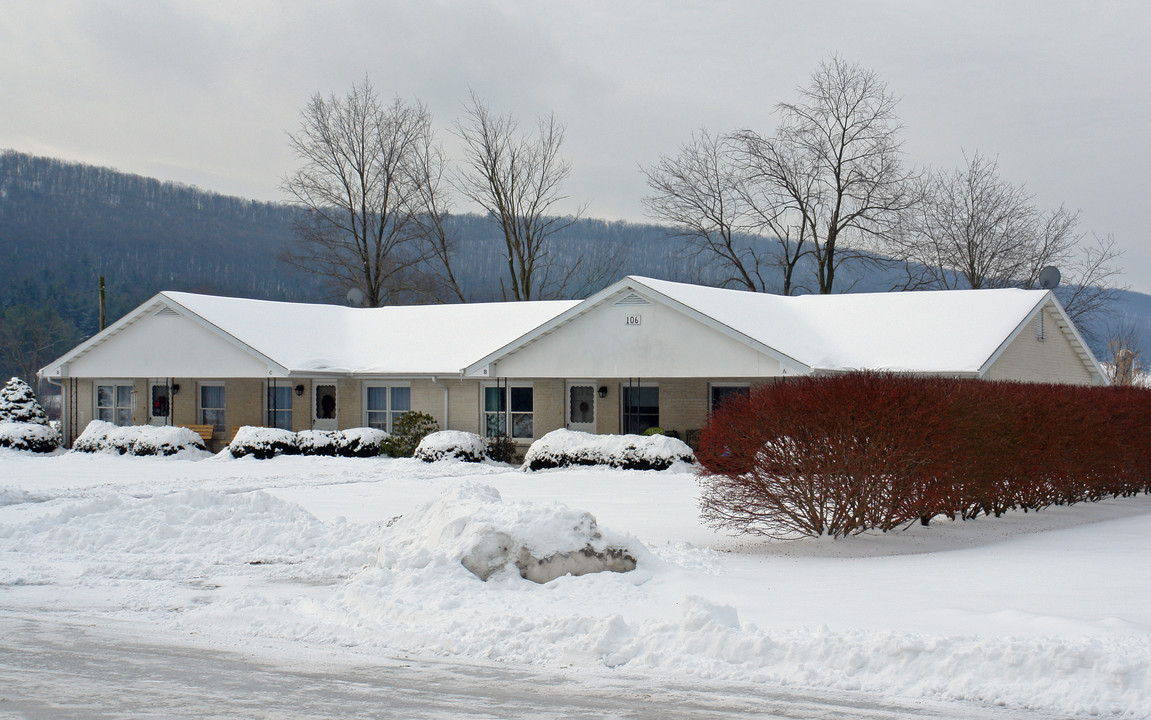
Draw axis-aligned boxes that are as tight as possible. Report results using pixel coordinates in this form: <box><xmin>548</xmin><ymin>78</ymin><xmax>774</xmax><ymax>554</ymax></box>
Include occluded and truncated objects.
<box><xmin>99</xmin><ymin>276</ymin><xmax>106</xmax><ymax>331</ymax></box>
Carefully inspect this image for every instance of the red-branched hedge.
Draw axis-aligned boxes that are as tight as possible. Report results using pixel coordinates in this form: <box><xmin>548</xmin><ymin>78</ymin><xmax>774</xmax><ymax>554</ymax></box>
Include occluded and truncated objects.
<box><xmin>697</xmin><ymin>374</ymin><xmax>1151</xmax><ymax>538</ymax></box>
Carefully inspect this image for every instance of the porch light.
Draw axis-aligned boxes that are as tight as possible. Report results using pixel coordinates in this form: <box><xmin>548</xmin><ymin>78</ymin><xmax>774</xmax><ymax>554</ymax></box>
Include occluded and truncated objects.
<box><xmin>294</xmin><ymin>384</ymin><xmax>305</xmax><ymax>396</ymax></box>
<box><xmin>598</xmin><ymin>386</ymin><xmax>608</xmax><ymax>398</ymax></box>
<box><xmin>171</xmin><ymin>384</ymin><xmax>179</xmax><ymax>394</ymax></box>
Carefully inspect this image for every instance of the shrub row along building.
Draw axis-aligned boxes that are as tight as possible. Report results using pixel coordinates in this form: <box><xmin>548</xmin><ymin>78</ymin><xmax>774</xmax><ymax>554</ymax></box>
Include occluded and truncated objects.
<box><xmin>40</xmin><ymin>276</ymin><xmax>1106</xmax><ymax>450</ymax></box>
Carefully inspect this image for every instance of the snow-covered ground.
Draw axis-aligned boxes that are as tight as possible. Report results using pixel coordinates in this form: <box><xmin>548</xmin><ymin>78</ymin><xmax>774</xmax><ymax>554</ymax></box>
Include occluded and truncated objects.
<box><xmin>2</xmin><ymin>449</ymin><xmax>1149</xmax><ymax>717</ymax></box>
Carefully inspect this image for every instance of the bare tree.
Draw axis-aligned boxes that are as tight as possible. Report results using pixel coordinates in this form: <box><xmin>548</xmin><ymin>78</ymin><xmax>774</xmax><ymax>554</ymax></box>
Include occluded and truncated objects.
<box><xmin>409</xmin><ymin>129</ymin><xmax>468</xmax><ymax>303</ymax></box>
<box><xmin>738</xmin><ymin>56</ymin><xmax>918</xmax><ymax>294</ymax></box>
<box><xmin>0</xmin><ymin>305</ymin><xmax>78</xmax><ymax>386</ymax></box>
<box><xmin>1102</xmin><ymin>315</ymin><xmax>1147</xmax><ymax>386</ymax></box>
<box><xmin>894</xmin><ymin>152</ymin><xmax>1124</xmax><ymax>336</ymax></box>
<box><xmin>282</xmin><ymin>78</ymin><xmax>433</xmax><ymax>307</ymax></box>
<box><xmin>642</xmin><ymin>130</ymin><xmax>780</xmax><ymax>292</ymax></box>
<box><xmin>454</xmin><ymin>93</ymin><xmax>590</xmax><ymax>301</ymax></box>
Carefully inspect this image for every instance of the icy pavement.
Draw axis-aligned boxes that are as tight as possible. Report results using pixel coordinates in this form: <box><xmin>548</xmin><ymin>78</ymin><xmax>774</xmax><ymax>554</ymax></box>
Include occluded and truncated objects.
<box><xmin>0</xmin><ymin>613</ymin><xmax>1065</xmax><ymax>720</ymax></box>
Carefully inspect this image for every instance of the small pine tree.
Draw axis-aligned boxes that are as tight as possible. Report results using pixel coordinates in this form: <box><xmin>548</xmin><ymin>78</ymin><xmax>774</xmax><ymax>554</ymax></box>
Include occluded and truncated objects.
<box><xmin>0</xmin><ymin>377</ymin><xmax>49</xmax><ymax>425</ymax></box>
<box><xmin>381</xmin><ymin>411</ymin><xmax>439</xmax><ymax>458</ymax></box>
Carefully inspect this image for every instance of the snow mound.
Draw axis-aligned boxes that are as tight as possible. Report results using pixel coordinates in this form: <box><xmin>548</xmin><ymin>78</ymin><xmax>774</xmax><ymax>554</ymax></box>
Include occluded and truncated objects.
<box><xmin>0</xmin><ymin>488</ymin><xmax>375</xmax><ymax>581</ymax></box>
<box><xmin>414</xmin><ymin>430</ymin><xmax>487</xmax><ymax>463</ymax></box>
<box><xmin>0</xmin><ymin>421</ymin><xmax>59</xmax><ymax>453</ymax></box>
<box><xmin>72</xmin><ymin>421</ymin><xmax>206</xmax><ymax>456</ymax></box>
<box><xmin>523</xmin><ymin>429</ymin><xmax>695</xmax><ymax>471</ymax></box>
<box><xmin>378</xmin><ymin>483</ymin><xmax>637</xmax><ymax>583</ymax></box>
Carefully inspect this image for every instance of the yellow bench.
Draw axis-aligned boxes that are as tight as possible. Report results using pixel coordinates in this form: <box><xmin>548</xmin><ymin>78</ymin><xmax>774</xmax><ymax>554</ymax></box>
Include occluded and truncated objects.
<box><xmin>180</xmin><ymin>424</ymin><xmax>214</xmax><ymax>443</ymax></box>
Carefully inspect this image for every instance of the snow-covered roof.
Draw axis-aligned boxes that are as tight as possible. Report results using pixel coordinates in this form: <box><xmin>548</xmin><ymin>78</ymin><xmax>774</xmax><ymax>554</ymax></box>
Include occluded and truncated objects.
<box><xmin>43</xmin><ymin>292</ymin><xmax>579</xmax><ymax>378</ymax></box>
<box><xmin>164</xmin><ymin>292</ymin><xmax>579</xmax><ymax>375</ymax></box>
<box><xmin>466</xmin><ymin>276</ymin><xmax>1099</xmax><ymax>379</ymax></box>
<box><xmin>629</xmin><ymin>276</ymin><xmax>1048</xmax><ymax>375</ymax></box>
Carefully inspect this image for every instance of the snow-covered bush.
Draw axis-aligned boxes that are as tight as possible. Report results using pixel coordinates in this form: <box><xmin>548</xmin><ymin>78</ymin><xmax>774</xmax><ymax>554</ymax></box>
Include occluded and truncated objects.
<box><xmin>522</xmin><ymin>429</ymin><xmax>695</xmax><ymax>471</ymax></box>
<box><xmin>378</xmin><ymin>483</ymin><xmax>637</xmax><ymax>583</ymax></box>
<box><xmin>72</xmin><ymin>421</ymin><xmax>206</xmax><ymax>456</ymax></box>
<box><xmin>0</xmin><ymin>421</ymin><xmax>59</xmax><ymax>453</ymax></box>
<box><xmin>0</xmin><ymin>377</ymin><xmax>49</xmax><ymax>425</ymax></box>
<box><xmin>226</xmin><ymin>426</ymin><xmax>389</xmax><ymax>459</ymax></box>
<box><xmin>335</xmin><ymin>427</ymin><xmax>388</xmax><ymax>457</ymax></box>
<box><xmin>296</xmin><ymin>430</ymin><xmax>337</xmax><ymax>456</ymax></box>
<box><xmin>227</xmin><ymin>426</ymin><xmax>300</xmax><ymax>459</ymax></box>
<box><xmin>414</xmin><ymin>430</ymin><xmax>488</xmax><ymax>463</ymax></box>
<box><xmin>381</xmin><ymin>411</ymin><xmax>439</xmax><ymax>457</ymax></box>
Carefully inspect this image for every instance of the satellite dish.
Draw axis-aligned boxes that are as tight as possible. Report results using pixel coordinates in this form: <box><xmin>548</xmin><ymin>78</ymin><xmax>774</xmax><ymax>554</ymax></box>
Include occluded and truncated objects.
<box><xmin>1038</xmin><ymin>266</ymin><xmax>1061</xmax><ymax>290</ymax></box>
<box><xmin>346</xmin><ymin>288</ymin><xmax>365</xmax><ymax>307</ymax></box>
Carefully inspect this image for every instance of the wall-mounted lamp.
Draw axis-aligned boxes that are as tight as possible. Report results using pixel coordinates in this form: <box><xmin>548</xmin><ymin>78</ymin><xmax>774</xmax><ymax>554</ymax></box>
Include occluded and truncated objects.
<box><xmin>597</xmin><ymin>386</ymin><xmax>608</xmax><ymax>398</ymax></box>
<box><xmin>294</xmin><ymin>384</ymin><xmax>305</xmax><ymax>397</ymax></box>
<box><xmin>170</xmin><ymin>383</ymin><xmax>180</xmax><ymax>394</ymax></box>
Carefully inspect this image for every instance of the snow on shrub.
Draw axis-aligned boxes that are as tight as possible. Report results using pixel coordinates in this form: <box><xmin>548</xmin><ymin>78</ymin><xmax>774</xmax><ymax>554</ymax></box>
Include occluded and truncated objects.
<box><xmin>227</xmin><ymin>426</ymin><xmax>300</xmax><ymax>459</ymax></box>
<box><xmin>296</xmin><ymin>430</ymin><xmax>337</xmax><ymax>457</ymax></box>
<box><xmin>378</xmin><ymin>482</ymin><xmax>637</xmax><ymax>583</ymax></box>
<box><xmin>414</xmin><ymin>430</ymin><xmax>488</xmax><ymax>463</ymax></box>
<box><xmin>227</xmin><ymin>426</ymin><xmax>390</xmax><ymax>459</ymax></box>
<box><xmin>336</xmin><ymin>427</ymin><xmax>388</xmax><ymax>457</ymax></box>
<box><xmin>0</xmin><ymin>377</ymin><xmax>50</xmax><ymax>425</ymax></box>
<box><xmin>72</xmin><ymin>420</ymin><xmax>207</xmax><ymax>456</ymax></box>
<box><xmin>522</xmin><ymin>429</ymin><xmax>695</xmax><ymax>471</ymax></box>
<box><xmin>0</xmin><ymin>421</ymin><xmax>59</xmax><ymax>453</ymax></box>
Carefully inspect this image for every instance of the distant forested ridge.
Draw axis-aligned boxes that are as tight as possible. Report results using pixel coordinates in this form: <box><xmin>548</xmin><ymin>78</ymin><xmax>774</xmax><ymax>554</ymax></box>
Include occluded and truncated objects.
<box><xmin>0</xmin><ymin>150</ymin><xmax>1143</xmax><ymax>384</ymax></box>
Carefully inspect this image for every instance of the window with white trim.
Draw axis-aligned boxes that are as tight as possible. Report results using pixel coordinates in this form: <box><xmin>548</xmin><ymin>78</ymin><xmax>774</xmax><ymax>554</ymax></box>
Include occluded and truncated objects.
<box><xmin>96</xmin><ymin>383</ymin><xmax>134</xmax><ymax>426</ymax></box>
<box><xmin>200</xmin><ymin>384</ymin><xmax>225</xmax><ymax>432</ymax></box>
<box><xmin>484</xmin><ymin>384</ymin><xmax>533</xmax><ymax>439</ymax></box>
<box><xmin>267</xmin><ymin>384</ymin><xmax>293</xmax><ymax>430</ymax></box>
<box><xmin>364</xmin><ymin>384</ymin><xmax>410</xmax><ymax>432</ymax></box>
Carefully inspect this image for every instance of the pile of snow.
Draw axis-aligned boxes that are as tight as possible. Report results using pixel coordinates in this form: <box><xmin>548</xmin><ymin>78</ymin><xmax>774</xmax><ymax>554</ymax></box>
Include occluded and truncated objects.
<box><xmin>378</xmin><ymin>483</ymin><xmax>637</xmax><ymax>583</ymax></box>
<box><xmin>0</xmin><ymin>422</ymin><xmax>59</xmax><ymax>453</ymax></box>
<box><xmin>414</xmin><ymin>430</ymin><xmax>488</xmax><ymax>463</ymax></box>
<box><xmin>228</xmin><ymin>427</ymin><xmax>389</xmax><ymax>459</ymax></box>
<box><xmin>72</xmin><ymin>421</ymin><xmax>206</xmax><ymax>456</ymax></box>
<box><xmin>523</xmin><ymin>429</ymin><xmax>695</xmax><ymax>471</ymax></box>
<box><xmin>0</xmin><ymin>377</ymin><xmax>50</xmax><ymax>425</ymax></box>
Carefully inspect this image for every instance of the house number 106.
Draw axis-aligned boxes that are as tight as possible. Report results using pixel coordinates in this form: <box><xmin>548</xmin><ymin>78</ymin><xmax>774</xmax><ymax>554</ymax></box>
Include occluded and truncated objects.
<box><xmin>625</xmin><ymin>315</ymin><xmax>642</xmax><ymax>326</ymax></box>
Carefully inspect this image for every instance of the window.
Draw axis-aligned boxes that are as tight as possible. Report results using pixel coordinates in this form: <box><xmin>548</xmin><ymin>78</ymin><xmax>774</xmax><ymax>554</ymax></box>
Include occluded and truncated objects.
<box><xmin>365</xmin><ymin>385</ymin><xmax>410</xmax><ymax>432</ymax></box>
<box><xmin>710</xmin><ymin>384</ymin><xmax>750</xmax><ymax>411</ymax></box>
<box><xmin>97</xmin><ymin>383</ymin><xmax>133</xmax><ymax>426</ymax></box>
<box><xmin>200</xmin><ymin>385</ymin><xmax>225</xmax><ymax>432</ymax></box>
<box><xmin>267</xmin><ymin>384</ymin><xmax>293</xmax><ymax>430</ymax></box>
<box><xmin>484</xmin><ymin>384</ymin><xmax>533</xmax><ymax>439</ymax></box>
<box><xmin>622</xmin><ymin>385</ymin><xmax>659</xmax><ymax>435</ymax></box>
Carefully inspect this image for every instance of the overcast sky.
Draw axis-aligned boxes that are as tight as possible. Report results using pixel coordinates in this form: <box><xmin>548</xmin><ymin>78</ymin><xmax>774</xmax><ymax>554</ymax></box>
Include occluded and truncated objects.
<box><xmin>3</xmin><ymin>1</ymin><xmax>1149</xmax><ymax>293</ymax></box>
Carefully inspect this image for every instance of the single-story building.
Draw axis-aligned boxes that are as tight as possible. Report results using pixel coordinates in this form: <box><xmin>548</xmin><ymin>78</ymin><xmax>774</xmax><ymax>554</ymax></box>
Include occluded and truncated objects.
<box><xmin>39</xmin><ymin>275</ymin><xmax>1106</xmax><ymax>449</ymax></box>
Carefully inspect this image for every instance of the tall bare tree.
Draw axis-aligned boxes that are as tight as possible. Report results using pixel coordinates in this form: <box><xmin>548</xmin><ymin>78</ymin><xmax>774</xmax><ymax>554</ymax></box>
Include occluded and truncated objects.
<box><xmin>892</xmin><ymin>151</ymin><xmax>1124</xmax><ymax>336</ymax></box>
<box><xmin>453</xmin><ymin>93</ymin><xmax>588</xmax><ymax>301</ymax></box>
<box><xmin>282</xmin><ymin>78</ymin><xmax>433</xmax><ymax>307</ymax></box>
<box><xmin>737</xmin><ymin>56</ymin><xmax>918</xmax><ymax>294</ymax></box>
<box><xmin>642</xmin><ymin>130</ymin><xmax>780</xmax><ymax>293</ymax></box>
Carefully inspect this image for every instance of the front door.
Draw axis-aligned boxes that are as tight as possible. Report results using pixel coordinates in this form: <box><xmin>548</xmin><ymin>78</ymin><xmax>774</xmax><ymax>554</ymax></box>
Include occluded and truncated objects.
<box><xmin>313</xmin><ymin>383</ymin><xmax>338</xmax><ymax>431</ymax></box>
<box><xmin>148</xmin><ymin>381</ymin><xmax>170</xmax><ymax>426</ymax></box>
<box><xmin>565</xmin><ymin>382</ymin><xmax>597</xmax><ymax>434</ymax></box>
